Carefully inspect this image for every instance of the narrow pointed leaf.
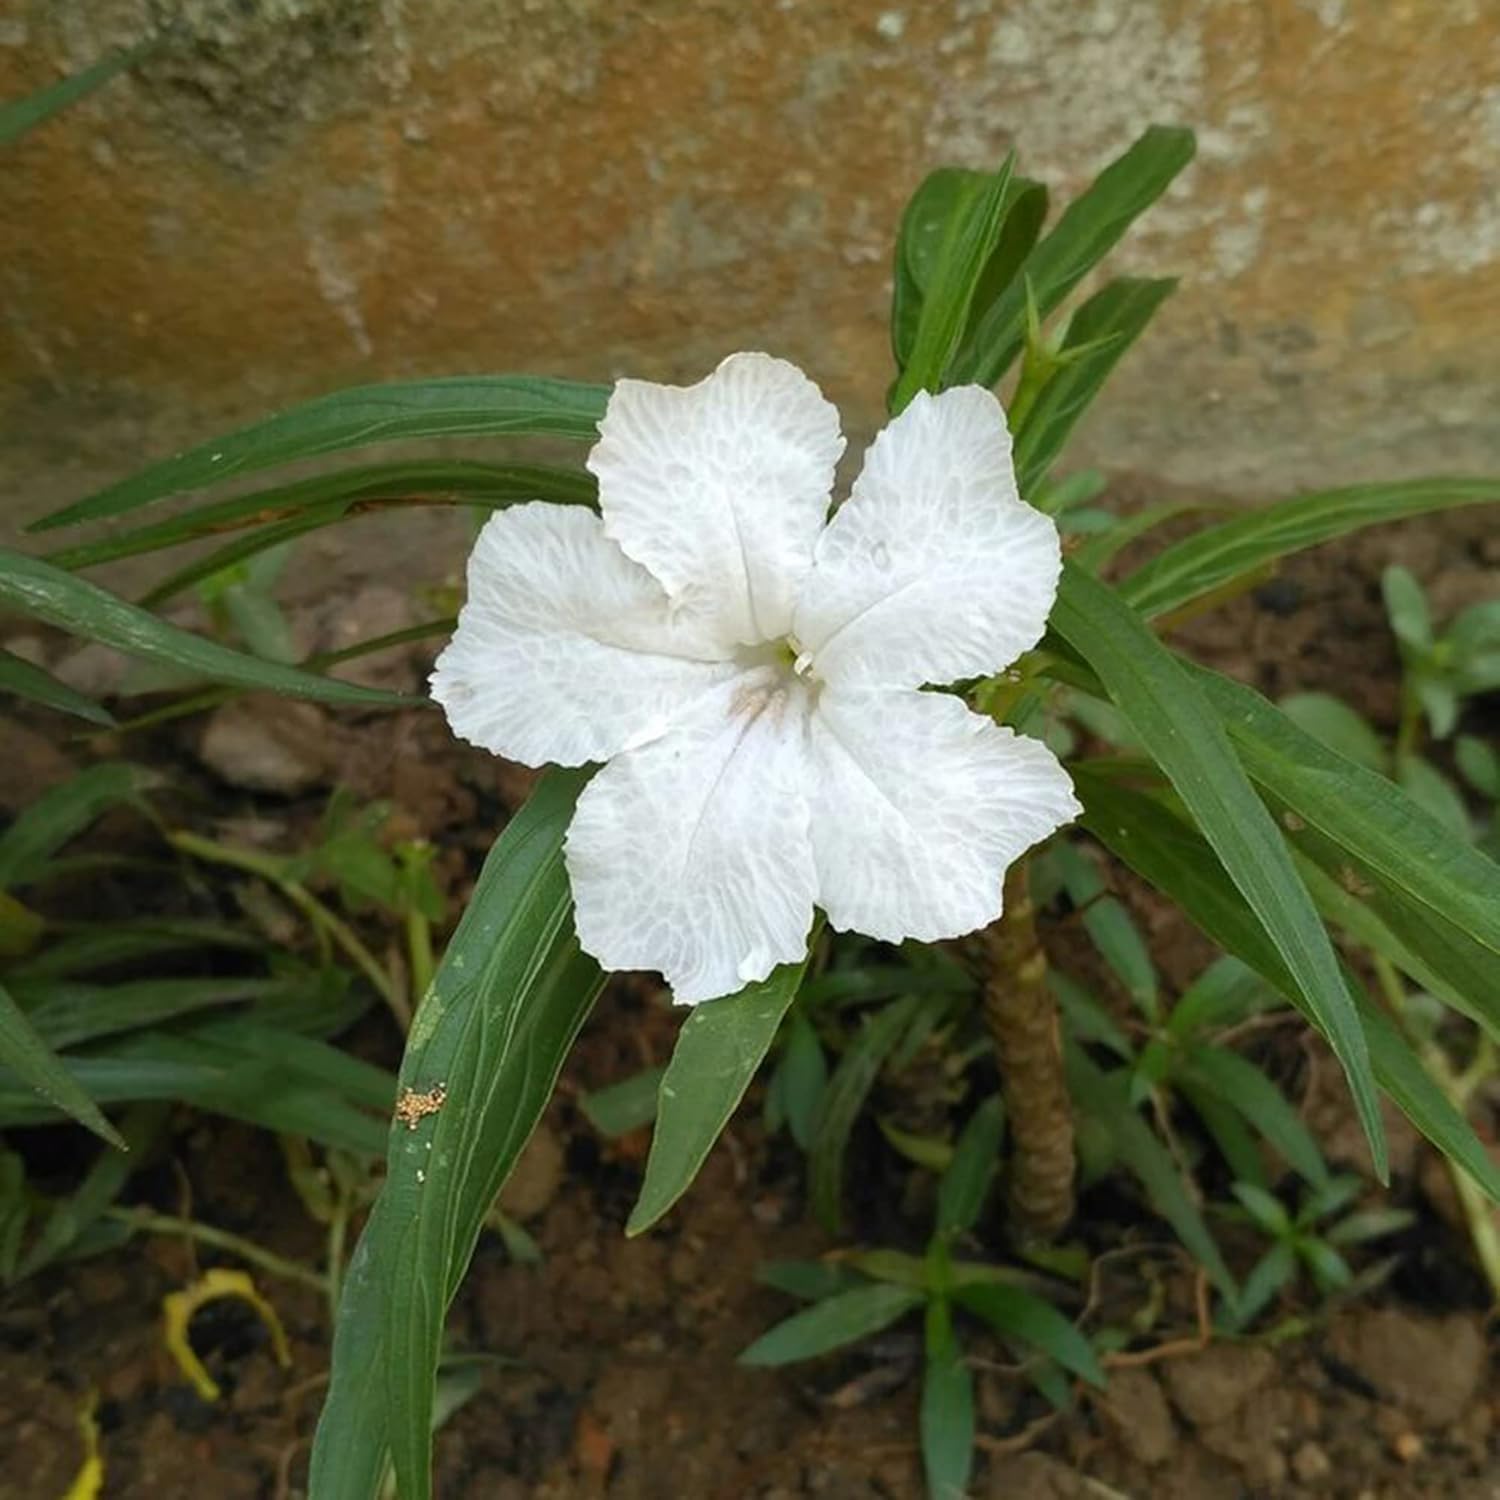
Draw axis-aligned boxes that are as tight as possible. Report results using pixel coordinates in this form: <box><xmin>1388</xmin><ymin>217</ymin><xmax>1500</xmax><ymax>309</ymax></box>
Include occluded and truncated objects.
<box><xmin>936</xmin><ymin>1094</ymin><xmax>1005</xmax><ymax>1235</ymax></box>
<box><xmin>311</xmin><ymin>770</ymin><xmax>600</xmax><ymax>1500</ymax></box>
<box><xmin>0</xmin><ymin>547</ymin><xmax>412</xmax><ymax>707</ymax></box>
<box><xmin>0</xmin><ymin>38</ymin><xmax>155</xmax><ymax>146</ymax></box>
<box><xmin>1051</xmin><ymin>565</ymin><xmax>1384</xmax><ymax>1179</ymax></box>
<box><xmin>0</xmin><ymin>763</ymin><xmax>159</xmax><ymax>891</ymax></box>
<box><xmin>0</xmin><ymin>649</ymin><xmax>114</xmax><ymax>725</ymax></box>
<box><xmin>738</xmin><ymin>1283</ymin><xmax>924</xmax><ymax>1367</ymax></box>
<box><xmin>1192</xmin><ymin>664</ymin><xmax>1500</xmax><ymax>1037</ymax></box>
<box><xmin>628</xmin><ymin>938</ymin><xmax>817</xmax><ymax>1236</ymax></box>
<box><xmin>1121</xmin><ymin>478</ymin><xmax>1500</xmax><ymax>621</ymax></box>
<box><xmin>31</xmin><ymin>376</ymin><xmax>609</xmax><ymax>532</ymax></box>
<box><xmin>953</xmin><ymin>1280</ymin><xmax>1105</xmax><ymax>1386</ymax></box>
<box><xmin>45</xmin><ymin>461</ymin><xmax>595</xmax><ymax>574</ymax></box>
<box><xmin>0</xmin><ymin>980</ymin><xmax>122</xmax><ymax>1148</ymax></box>
<box><xmin>921</xmin><ymin>1300</ymin><xmax>975</xmax><ymax>1500</ymax></box>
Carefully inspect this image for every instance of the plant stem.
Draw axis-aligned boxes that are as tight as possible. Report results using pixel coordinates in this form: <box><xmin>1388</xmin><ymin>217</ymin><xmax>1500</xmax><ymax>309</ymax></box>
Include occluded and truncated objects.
<box><xmin>978</xmin><ymin>860</ymin><xmax>1076</xmax><ymax>1240</ymax></box>
<box><xmin>106</xmin><ymin>1207</ymin><xmax>328</xmax><ymax>1293</ymax></box>
<box><xmin>168</xmin><ymin>830</ymin><xmax>410</xmax><ymax>1029</ymax></box>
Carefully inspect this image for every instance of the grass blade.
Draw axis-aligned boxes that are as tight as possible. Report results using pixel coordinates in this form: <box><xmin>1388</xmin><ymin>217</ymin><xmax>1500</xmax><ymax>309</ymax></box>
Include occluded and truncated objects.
<box><xmin>0</xmin><ymin>763</ymin><xmax>158</xmax><ymax>890</ymax></box>
<box><xmin>0</xmin><ymin>547</ymin><xmax>413</xmax><ymax>708</ymax></box>
<box><xmin>936</xmin><ymin>1094</ymin><xmax>1005</xmax><ymax>1236</ymax></box>
<box><xmin>1122</xmin><ymin>478</ymin><xmax>1500</xmax><ymax>621</ymax></box>
<box><xmin>31</xmin><ymin>377</ymin><xmax>609</xmax><ymax>532</ymax></box>
<box><xmin>0</xmin><ymin>649</ymin><xmax>114</xmax><ymax>725</ymax></box>
<box><xmin>0</xmin><ymin>980</ymin><xmax>122</xmax><ymax>1148</ymax></box>
<box><xmin>627</xmin><ymin>939</ymin><xmax>817</xmax><ymax>1236</ymax></box>
<box><xmin>1052</xmin><ymin>565</ymin><xmax>1384</xmax><ymax>1178</ymax></box>
<box><xmin>808</xmin><ymin>993</ymin><xmax>925</xmax><ymax>1233</ymax></box>
<box><xmin>45</xmin><ymin>461</ymin><xmax>594</xmax><ymax>574</ymax></box>
<box><xmin>0</xmin><ymin>38</ymin><xmax>155</xmax><ymax>146</ymax></box>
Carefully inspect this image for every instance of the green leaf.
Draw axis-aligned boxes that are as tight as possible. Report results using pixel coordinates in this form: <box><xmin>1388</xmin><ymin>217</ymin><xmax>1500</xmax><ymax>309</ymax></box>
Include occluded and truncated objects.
<box><xmin>46</xmin><ymin>461</ymin><xmax>594</xmax><ymax>575</ymax></box>
<box><xmin>1221</xmin><ymin>1241</ymin><xmax>1296</xmax><ymax>1331</ymax></box>
<box><xmin>892</xmin><ymin>158</ymin><xmax>1017</xmax><ymax>408</ymax></box>
<box><xmin>1381</xmin><ymin>566</ymin><xmax>1432</xmax><ymax>651</ymax></box>
<box><xmin>755</xmin><ymin>1259</ymin><xmax>866</xmax><ymax>1302</ymax></box>
<box><xmin>5</xmin><ymin>919</ymin><xmax>256</xmax><ymax>980</ymax></box>
<box><xmin>1073</xmin><ymin>770</ymin><xmax>1500</xmax><ymax>1203</ymax></box>
<box><xmin>1299</xmin><ymin>1238</ymin><xmax>1353</xmax><ymax>1292</ymax></box>
<box><xmin>0</xmin><ymin>979</ymin><xmax>122</xmax><ymax>1148</ymax></box>
<box><xmin>1277</xmin><ymin>693</ymin><xmax>1388</xmax><ymax>773</ymax></box>
<box><xmin>1192</xmin><ymin>666</ymin><xmax>1500</xmax><ymax>1035</ymax></box>
<box><xmin>0</xmin><ymin>547</ymin><xmax>412</xmax><ymax>708</ymax></box>
<box><xmin>1456</xmin><ymin>735</ymin><xmax>1500</xmax><ymax>799</ymax></box>
<box><xmin>31</xmin><ymin>377</ymin><xmax>609</xmax><ymax>533</ymax></box>
<box><xmin>952</xmin><ymin>1281</ymin><xmax>1104</xmax><ymax>1387</ymax></box>
<box><xmin>779</xmin><ymin>1009</ymin><xmax>828</xmax><ymax>1151</ymax></box>
<box><xmin>1167</xmin><ymin>956</ymin><xmax>1280</xmax><ymax>1042</ymax></box>
<box><xmin>921</xmin><ymin>1299</ymin><xmax>975</xmax><ymax>1500</ymax></box>
<box><xmin>1051</xmin><ymin>565</ymin><xmax>1385</xmax><ymax>1179</ymax></box>
<box><xmin>311</xmin><ymin>769</ymin><xmax>602</xmax><ymax>1500</ymax></box>
<box><xmin>627</xmin><ymin>940</ymin><xmax>816</xmax><ymax>1237</ymax></box>
<box><xmin>12</xmin><ymin>975</ymin><xmax>296</xmax><ymax>1051</ymax></box>
<box><xmin>1450</xmin><ymin>600</ymin><xmax>1500</xmax><ymax>693</ymax></box>
<box><xmin>0</xmin><ymin>648</ymin><xmax>114</xmax><ymax>725</ymax></box>
<box><xmin>16</xmin><ymin>1102</ymin><xmax>165</xmax><ymax>1280</ymax></box>
<box><xmin>1396</xmin><ymin>756</ymin><xmax>1471</xmax><ymax>839</ymax></box>
<box><xmin>0</xmin><ymin>38</ymin><xmax>155</xmax><ymax>146</ymax></box>
<box><xmin>1230</xmin><ymin>1180</ymin><xmax>1293</xmax><ymax>1237</ymax></box>
<box><xmin>578</xmin><ymin>1065</ymin><xmax>665</xmax><ymax>1138</ymax></box>
<box><xmin>808</xmin><ymin>994</ymin><xmax>926</xmax><ymax>1233</ymax></box>
<box><xmin>954</xmin><ymin>126</ymin><xmax>1196</xmax><ymax>387</ymax></box>
<box><xmin>0</xmin><ymin>763</ymin><xmax>159</xmax><ymax>891</ymax></box>
<box><xmin>1325</xmin><ymin>1207</ymin><xmax>1415</xmax><ymax>1247</ymax></box>
<box><xmin>1072</xmin><ymin>500</ymin><xmax>1210</xmax><ymax>574</ymax></box>
<box><xmin>1181</xmin><ymin>1044</ymin><xmax>1328</xmax><ymax>1186</ymax></box>
<box><xmin>1053</xmin><ymin>840</ymin><xmax>1158</xmax><ymax>1019</ymax></box>
<box><xmin>1012</xmin><ymin>278</ymin><xmax>1176</xmax><ymax>499</ymax></box>
<box><xmin>936</xmin><ymin>1094</ymin><xmax>1005</xmax><ymax>1235</ymax></box>
<box><xmin>1065</xmin><ymin>1044</ymin><xmax>1233</xmax><ymax>1293</ymax></box>
<box><xmin>1120</xmin><ymin>478</ymin><xmax>1500</xmax><ymax>621</ymax></box>
<box><xmin>738</xmin><ymin>1282</ymin><xmax>924</xmax><ymax>1367</ymax></box>
<box><xmin>1050</xmin><ymin>972</ymin><xmax>1133</xmax><ymax>1060</ymax></box>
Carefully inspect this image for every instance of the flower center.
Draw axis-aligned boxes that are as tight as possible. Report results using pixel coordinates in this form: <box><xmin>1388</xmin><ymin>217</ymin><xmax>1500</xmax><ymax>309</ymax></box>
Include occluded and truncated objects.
<box><xmin>771</xmin><ymin>634</ymin><xmax>816</xmax><ymax>678</ymax></box>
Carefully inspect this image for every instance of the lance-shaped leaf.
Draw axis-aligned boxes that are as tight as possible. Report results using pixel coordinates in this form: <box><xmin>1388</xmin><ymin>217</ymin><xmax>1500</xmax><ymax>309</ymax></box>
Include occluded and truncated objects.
<box><xmin>311</xmin><ymin>770</ymin><xmax>602</xmax><ymax>1500</ymax></box>
<box><xmin>31</xmin><ymin>376</ymin><xmax>610</xmax><ymax>532</ymax></box>
<box><xmin>1050</xmin><ymin>564</ymin><xmax>1385</xmax><ymax>1179</ymax></box>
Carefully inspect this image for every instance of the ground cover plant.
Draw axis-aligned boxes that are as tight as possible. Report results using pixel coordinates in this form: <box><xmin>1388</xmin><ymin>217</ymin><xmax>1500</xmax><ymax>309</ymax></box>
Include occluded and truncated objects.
<box><xmin>2</xmin><ymin>103</ymin><xmax>1499</xmax><ymax>1499</ymax></box>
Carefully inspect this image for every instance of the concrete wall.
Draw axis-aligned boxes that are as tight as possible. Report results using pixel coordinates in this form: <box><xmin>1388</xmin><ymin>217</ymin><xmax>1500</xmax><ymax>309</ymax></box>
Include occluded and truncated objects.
<box><xmin>3</xmin><ymin>0</ymin><xmax>1499</xmax><ymax>526</ymax></box>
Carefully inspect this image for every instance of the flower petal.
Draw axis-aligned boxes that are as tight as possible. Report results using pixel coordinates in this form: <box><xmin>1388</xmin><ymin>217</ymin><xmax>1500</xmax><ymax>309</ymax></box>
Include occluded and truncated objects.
<box><xmin>430</xmin><ymin>502</ymin><xmax>738</xmax><ymax>768</ymax></box>
<box><xmin>589</xmin><ymin>353</ymin><xmax>845</xmax><ymax>645</ymax></box>
<box><xmin>794</xmin><ymin>386</ymin><xmax>1060</xmax><ymax>689</ymax></box>
<box><xmin>807</xmin><ymin>686</ymin><xmax>1079</xmax><ymax>943</ymax></box>
<box><xmin>565</xmin><ymin>668</ymin><xmax>817</xmax><ymax>1004</ymax></box>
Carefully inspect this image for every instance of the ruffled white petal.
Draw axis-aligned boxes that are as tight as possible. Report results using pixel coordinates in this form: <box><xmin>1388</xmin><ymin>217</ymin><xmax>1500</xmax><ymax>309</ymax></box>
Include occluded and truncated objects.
<box><xmin>793</xmin><ymin>386</ymin><xmax>1060</xmax><ymax>689</ymax></box>
<box><xmin>565</xmin><ymin>668</ymin><xmax>818</xmax><ymax>1004</ymax></box>
<box><xmin>589</xmin><ymin>353</ymin><xmax>845</xmax><ymax>646</ymax></box>
<box><xmin>430</xmin><ymin>503</ymin><xmax>738</xmax><ymax>768</ymax></box>
<box><xmin>806</xmin><ymin>686</ymin><xmax>1079</xmax><ymax>943</ymax></box>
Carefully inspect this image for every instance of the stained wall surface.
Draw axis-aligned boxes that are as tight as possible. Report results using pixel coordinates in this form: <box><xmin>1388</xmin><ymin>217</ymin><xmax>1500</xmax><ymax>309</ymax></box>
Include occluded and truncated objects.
<box><xmin>3</xmin><ymin>0</ymin><xmax>1498</xmax><ymax>518</ymax></box>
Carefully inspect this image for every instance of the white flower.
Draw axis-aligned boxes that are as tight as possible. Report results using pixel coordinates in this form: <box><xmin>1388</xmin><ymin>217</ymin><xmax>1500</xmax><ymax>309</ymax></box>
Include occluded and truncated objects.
<box><xmin>432</xmin><ymin>353</ymin><xmax>1080</xmax><ymax>1004</ymax></box>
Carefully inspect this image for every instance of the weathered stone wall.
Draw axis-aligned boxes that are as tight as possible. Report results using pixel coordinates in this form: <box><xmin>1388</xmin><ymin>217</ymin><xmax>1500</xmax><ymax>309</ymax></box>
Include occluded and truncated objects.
<box><xmin>3</xmin><ymin>0</ymin><xmax>1498</xmax><ymax>520</ymax></box>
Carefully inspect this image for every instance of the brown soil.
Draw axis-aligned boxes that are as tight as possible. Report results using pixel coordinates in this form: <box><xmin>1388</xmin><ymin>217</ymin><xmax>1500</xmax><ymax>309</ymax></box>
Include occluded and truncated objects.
<box><xmin>2</xmin><ymin>498</ymin><xmax>1497</xmax><ymax>1499</ymax></box>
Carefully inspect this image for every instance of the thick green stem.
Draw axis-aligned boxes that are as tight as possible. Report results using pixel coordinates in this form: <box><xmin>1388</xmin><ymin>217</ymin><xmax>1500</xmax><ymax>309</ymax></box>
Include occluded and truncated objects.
<box><xmin>979</xmin><ymin>860</ymin><xmax>1076</xmax><ymax>1240</ymax></box>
